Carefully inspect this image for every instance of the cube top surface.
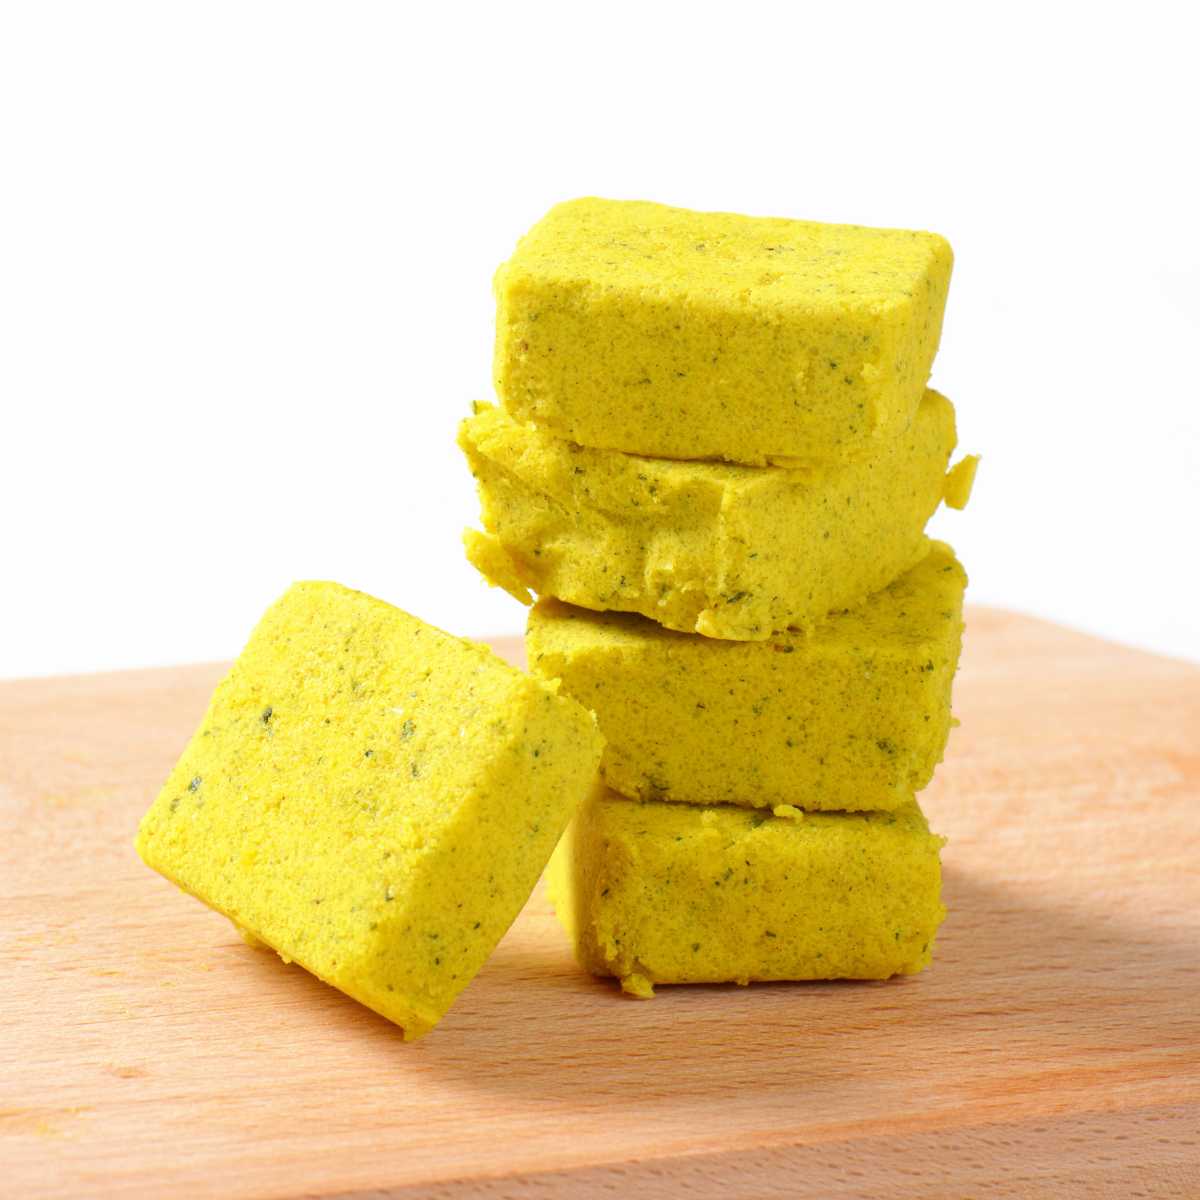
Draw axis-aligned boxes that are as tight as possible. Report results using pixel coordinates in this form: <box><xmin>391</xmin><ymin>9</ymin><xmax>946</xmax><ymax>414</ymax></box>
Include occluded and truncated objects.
<box><xmin>530</xmin><ymin>540</ymin><xmax>966</xmax><ymax>659</ymax></box>
<box><xmin>576</xmin><ymin>787</ymin><xmax>937</xmax><ymax>851</ymax></box>
<box><xmin>501</xmin><ymin>197</ymin><xmax>951</xmax><ymax>313</ymax></box>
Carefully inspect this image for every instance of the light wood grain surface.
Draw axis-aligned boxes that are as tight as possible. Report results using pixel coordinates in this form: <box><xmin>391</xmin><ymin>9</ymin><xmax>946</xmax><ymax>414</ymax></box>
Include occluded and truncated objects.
<box><xmin>1</xmin><ymin>609</ymin><xmax>1197</xmax><ymax>1198</ymax></box>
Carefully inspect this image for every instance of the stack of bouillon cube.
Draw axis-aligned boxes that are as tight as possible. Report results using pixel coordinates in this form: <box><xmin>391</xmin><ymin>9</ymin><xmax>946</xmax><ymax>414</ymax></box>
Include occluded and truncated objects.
<box><xmin>461</xmin><ymin>198</ymin><xmax>977</xmax><ymax>997</ymax></box>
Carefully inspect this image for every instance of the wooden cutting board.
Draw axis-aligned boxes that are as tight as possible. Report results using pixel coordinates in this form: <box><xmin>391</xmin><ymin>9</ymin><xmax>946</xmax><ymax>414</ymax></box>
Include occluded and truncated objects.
<box><xmin>2</xmin><ymin>609</ymin><xmax>1197</xmax><ymax>1199</ymax></box>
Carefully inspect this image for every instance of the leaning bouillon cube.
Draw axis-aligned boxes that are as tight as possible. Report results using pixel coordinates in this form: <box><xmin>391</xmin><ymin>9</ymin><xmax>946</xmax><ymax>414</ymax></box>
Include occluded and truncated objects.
<box><xmin>136</xmin><ymin>582</ymin><xmax>603</xmax><ymax>1038</ymax></box>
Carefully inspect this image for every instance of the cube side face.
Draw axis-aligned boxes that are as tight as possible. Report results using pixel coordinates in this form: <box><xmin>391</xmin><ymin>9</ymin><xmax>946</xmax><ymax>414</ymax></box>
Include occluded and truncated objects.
<box><xmin>135</xmin><ymin>581</ymin><xmax>601</xmax><ymax>1037</ymax></box>
<box><xmin>494</xmin><ymin>198</ymin><xmax>952</xmax><ymax>465</ymax></box>
<box><xmin>561</xmin><ymin>791</ymin><xmax>946</xmax><ymax>989</ymax></box>
<box><xmin>351</xmin><ymin>684</ymin><xmax>604</xmax><ymax>1034</ymax></box>
<box><xmin>496</xmin><ymin>278</ymin><xmax>898</xmax><ymax>466</ymax></box>
<box><xmin>548</xmin><ymin>791</ymin><xmax>644</xmax><ymax>980</ymax></box>
<box><xmin>885</xmin><ymin>236</ymin><xmax>954</xmax><ymax>436</ymax></box>
<box><xmin>527</xmin><ymin>545</ymin><xmax>966</xmax><ymax>811</ymax></box>
<box><xmin>529</xmin><ymin>624</ymin><xmax>914</xmax><ymax>812</ymax></box>
<box><xmin>838</xmin><ymin>541</ymin><xmax>968</xmax><ymax>794</ymax></box>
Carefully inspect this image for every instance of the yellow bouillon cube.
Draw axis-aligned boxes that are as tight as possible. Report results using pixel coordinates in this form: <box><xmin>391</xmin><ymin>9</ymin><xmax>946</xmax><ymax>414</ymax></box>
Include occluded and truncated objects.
<box><xmin>528</xmin><ymin>543</ymin><xmax>966</xmax><ymax>813</ymax></box>
<box><xmin>494</xmin><ymin>197</ymin><xmax>953</xmax><ymax>466</ymax></box>
<box><xmin>549</xmin><ymin>790</ymin><xmax>946</xmax><ymax>997</ymax></box>
<box><xmin>461</xmin><ymin>390</ymin><xmax>968</xmax><ymax>641</ymax></box>
<box><xmin>136</xmin><ymin>582</ymin><xmax>602</xmax><ymax>1038</ymax></box>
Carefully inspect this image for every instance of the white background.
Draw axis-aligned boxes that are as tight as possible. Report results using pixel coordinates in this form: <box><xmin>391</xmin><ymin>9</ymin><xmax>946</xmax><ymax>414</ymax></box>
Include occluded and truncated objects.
<box><xmin>2</xmin><ymin>2</ymin><xmax>1197</xmax><ymax>678</ymax></box>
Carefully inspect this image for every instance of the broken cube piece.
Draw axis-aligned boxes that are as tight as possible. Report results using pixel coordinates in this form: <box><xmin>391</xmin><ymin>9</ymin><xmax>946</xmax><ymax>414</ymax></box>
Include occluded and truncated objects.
<box><xmin>136</xmin><ymin>581</ymin><xmax>603</xmax><ymax>1038</ymax></box>
<box><xmin>461</xmin><ymin>389</ymin><xmax>963</xmax><ymax>641</ymax></box>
